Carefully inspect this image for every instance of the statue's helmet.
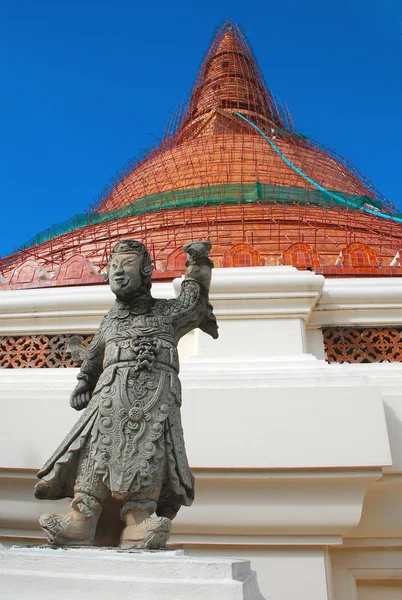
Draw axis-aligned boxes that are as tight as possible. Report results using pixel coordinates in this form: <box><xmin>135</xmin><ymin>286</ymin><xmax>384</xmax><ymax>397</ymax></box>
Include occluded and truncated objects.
<box><xmin>104</xmin><ymin>239</ymin><xmax>154</xmax><ymax>290</ymax></box>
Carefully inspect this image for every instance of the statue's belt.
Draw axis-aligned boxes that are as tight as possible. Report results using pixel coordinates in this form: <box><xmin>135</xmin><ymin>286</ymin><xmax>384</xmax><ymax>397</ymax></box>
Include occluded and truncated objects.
<box><xmin>95</xmin><ymin>360</ymin><xmax>178</xmax><ymax>390</ymax></box>
<box><xmin>114</xmin><ymin>360</ymin><xmax>178</xmax><ymax>374</ymax></box>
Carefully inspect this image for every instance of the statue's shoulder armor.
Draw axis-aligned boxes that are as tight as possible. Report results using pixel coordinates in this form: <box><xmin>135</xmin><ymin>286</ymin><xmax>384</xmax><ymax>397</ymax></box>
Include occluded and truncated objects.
<box><xmin>153</xmin><ymin>297</ymin><xmax>173</xmax><ymax>315</ymax></box>
<box><xmin>153</xmin><ymin>298</ymin><xmax>169</xmax><ymax>308</ymax></box>
<box><xmin>97</xmin><ymin>311</ymin><xmax>114</xmax><ymax>333</ymax></box>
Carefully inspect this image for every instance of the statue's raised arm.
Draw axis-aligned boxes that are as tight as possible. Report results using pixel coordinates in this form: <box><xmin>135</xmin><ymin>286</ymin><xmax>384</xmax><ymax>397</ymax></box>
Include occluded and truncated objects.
<box><xmin>166</xmin><ymin>241</ymin><xmax>218</xmax><ymax>341</ymax></box>
<box><xmin>183</xmin><ymin>240</ymin><xmax>214</xmax><ymax>290</ymax></box>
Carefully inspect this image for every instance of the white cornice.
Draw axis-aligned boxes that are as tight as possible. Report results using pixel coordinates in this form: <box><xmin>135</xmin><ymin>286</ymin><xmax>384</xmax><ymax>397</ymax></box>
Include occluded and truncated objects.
<box><xmin>175</xmin><ymin>266</ymin><xmax>325</xmax><ymax>321</ymax></box>
<box><xmin>0</xmin><ymin>283</ymin><xmax>173</xmax><ymax>334</ymax></box>
<box><xmin>1</xmin><ymin>269</ymin><xmax>402</xmax><ymax>334</ymax></box>
<box><xmin>310</xmin><ymin>277</ymin><xmax>402</xmax><ymax>327</ymax></box>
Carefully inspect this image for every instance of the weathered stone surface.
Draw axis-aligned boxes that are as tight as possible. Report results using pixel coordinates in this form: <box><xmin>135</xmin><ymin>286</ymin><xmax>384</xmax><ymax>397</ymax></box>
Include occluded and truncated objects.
<box><xmin>34</xmin><ymin>240</ymin><xmax>218</xmax><ymax>549</ymax></box>
<box><xmin>0</xmin><ymin>547</ymin><xmax>265</xmax><ymax>600</ymax></box>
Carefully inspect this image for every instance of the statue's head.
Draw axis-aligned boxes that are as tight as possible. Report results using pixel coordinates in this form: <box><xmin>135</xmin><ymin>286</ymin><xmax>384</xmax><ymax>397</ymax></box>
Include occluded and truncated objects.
<box><xmin>105</xmin><ymin>240</ymin><xmax>154</xmax><ymax>299</ymax></box>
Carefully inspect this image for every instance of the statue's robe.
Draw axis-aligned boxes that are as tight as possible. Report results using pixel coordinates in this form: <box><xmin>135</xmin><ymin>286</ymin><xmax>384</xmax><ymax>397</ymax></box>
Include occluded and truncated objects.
<box><xmin>36</xmin><ymin>277</ymin><xmax>217</xmax><ymax>518</ymax></box>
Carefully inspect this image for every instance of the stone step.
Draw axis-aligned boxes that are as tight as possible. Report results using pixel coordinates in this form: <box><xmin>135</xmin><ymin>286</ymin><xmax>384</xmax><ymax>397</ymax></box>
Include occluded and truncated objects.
<box><xmin>0</xmin><ymin>546</ymin><xmax>266</xmax><ymax>600</ymax></box>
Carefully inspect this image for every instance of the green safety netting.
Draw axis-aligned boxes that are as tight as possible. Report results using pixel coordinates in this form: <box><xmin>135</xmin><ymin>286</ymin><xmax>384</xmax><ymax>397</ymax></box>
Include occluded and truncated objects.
<box><xmin>17</xmin><ymin>182</ymin><xmax>398</xmax><ymax>252</ymax></box>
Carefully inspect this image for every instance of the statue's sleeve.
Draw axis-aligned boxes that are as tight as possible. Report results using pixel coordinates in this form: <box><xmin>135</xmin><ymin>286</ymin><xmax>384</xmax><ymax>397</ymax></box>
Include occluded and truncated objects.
<box><xmin>170</xmin><ymin>243</ymin><xmax>218</xmax><ymax>340</ymax></box>
<box><xmin>76</xmin><ymin>319</ymin><xmax>106</xmax><ymax>390</ymax></box>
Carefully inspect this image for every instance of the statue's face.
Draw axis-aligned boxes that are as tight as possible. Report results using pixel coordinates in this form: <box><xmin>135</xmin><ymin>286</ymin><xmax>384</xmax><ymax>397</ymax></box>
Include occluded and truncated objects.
<box><xmin>109</xmin><ymin>252</ymin><xmax>143</xmax><ymax>298</ymax></box>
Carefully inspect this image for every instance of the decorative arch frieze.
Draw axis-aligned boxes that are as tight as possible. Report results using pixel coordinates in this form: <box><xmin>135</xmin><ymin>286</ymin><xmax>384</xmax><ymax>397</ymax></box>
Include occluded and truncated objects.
<box><xmin>222</xmin><ymin>243</ymin><xmax>264</xmax><ymax>267</ymax></box>
<box><xmin>338</xmin><ymin>243</ymin><xmax>379</xmax><ymax>268</ymax></box>
<box><xmin>165</xmin><ymin>248</ymin><xmax>187</xmax><ymax>271</ymax></box>
<box><xmin>56</xmin><ymin>254</ymin><xmax>102</xmax><ymax>286</ymax></box>
<box><xmin>9</xmin><ymin>259</ymin><xmax>52</xmax><ymax>287</ymax></box>
<box><xmin>281</xmin><ymin>243</ymin><xmax>321</xmax><ymax>269</ymax></box>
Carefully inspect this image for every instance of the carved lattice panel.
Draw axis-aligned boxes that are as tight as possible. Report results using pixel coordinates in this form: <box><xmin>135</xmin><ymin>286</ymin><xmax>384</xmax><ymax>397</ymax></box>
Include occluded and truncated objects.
<box><xmin>323</xmin><ymin>327</ymin><xmax>402</xmax><ymax>363</ymax></box>
<box><xmin>0</xmin><ymin>334</ymin><xmax>94</xmax><ymax>368</ymax></box>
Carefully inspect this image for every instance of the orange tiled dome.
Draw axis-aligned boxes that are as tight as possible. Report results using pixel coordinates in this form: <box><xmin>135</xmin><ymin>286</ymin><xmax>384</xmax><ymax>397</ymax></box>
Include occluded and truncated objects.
<box><xmin>1</xmin><ymin>23</ymin><xmax>401</xmax><ymax>289</ymax></box>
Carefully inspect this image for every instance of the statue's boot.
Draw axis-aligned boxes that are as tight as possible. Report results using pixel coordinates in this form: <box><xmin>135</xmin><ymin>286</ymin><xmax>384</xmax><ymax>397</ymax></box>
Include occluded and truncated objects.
<box><xmin>34</xmin><ymin>479</ymin><xmax>52</xmax><ymax>500</ymax></box>
<box><xmin>39</xmin><ymin>508</ymin><xmax>98</xmax><ymax>546</ymax></box>
<box><xmin>119</xmin><ymin>509</ymin><xmax>171</xmax><ymax>549</ymax></box>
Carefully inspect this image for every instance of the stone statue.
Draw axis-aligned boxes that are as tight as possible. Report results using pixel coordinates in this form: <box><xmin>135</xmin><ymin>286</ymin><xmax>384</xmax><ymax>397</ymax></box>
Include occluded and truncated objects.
<box><xmin>34</xmin><ymin>240</ymin><xmax>218</xmax><ymax>549</ymax></box>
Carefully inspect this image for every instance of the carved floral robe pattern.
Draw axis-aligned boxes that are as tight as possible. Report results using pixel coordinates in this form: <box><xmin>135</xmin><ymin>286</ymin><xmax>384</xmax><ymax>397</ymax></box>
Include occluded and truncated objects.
<box><xmin>37</xmin><ymin>279</ymin><xmax>211</xmax><ymax>515</ymax></box>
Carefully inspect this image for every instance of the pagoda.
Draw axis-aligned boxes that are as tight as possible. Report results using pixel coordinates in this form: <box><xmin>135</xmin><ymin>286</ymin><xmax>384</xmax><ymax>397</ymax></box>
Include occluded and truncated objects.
<box><xmin>1</xmin><ymin>22</ymin><xmax>401</xmax><ymax>290</ymax></box>
<box><xmin>1</xmin><ymin>24</ymin><xmax>402</xmax><ymax>599</ymax></box>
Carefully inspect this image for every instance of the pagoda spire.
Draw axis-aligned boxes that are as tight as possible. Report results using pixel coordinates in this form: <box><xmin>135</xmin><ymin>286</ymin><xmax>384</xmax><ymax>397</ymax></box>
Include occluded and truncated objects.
<box><xmin>176</xmin><ymin>22</ymin><xmax>288</xmax><ymax>139</ymax></box>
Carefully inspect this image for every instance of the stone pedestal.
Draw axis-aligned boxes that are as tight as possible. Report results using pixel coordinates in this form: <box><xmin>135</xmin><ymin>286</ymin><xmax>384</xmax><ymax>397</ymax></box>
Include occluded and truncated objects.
<box><xmin>0</xmin><ymin>546</ymin><xmax>265</xmax><ymax>600</ymax></box>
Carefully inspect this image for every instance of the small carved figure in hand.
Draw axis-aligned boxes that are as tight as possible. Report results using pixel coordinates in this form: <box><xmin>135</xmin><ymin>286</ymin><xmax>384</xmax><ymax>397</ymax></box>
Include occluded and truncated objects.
<box><xmin>35</xmin><ymin>240</ymin><xmax>218</xmax><ymax>549</ymax></box>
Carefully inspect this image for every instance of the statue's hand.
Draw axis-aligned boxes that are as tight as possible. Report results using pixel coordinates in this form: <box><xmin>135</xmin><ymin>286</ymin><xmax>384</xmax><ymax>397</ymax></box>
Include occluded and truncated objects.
<box><xmin>70</xmin><ymin>380</ymin><xmax>92</xmax><ymax>411</ymax></box>
<box><xmin>183</xmin><ymin>241</ymin><xmax>212</xmax><ymax>259</ymax></box>
<box><xmin>183</xmin><ymin>241</ymin><xmax>213</xmax><ymax>270</ymax></box>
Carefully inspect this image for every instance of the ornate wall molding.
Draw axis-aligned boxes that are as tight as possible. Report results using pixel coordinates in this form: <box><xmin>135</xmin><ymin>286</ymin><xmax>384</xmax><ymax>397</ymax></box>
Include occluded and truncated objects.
<box><xmin>0</xmin><ymin>334</ymin><xmax>94</xmax><ymax>368</ymax></box>
<box><xmin>323</xmin><ymin>327</ymin><xmax>402</xmax><ymax>363</ymax></box>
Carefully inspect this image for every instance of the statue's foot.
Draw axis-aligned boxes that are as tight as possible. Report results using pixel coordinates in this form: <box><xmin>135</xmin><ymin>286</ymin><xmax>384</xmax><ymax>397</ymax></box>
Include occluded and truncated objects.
<box><xmin>39</xmin><ymin>511</ymin><xmax>96</xmax><ymax>546</ymax></box>
<box><xmin>34</xmin><ymin>479</ymin><xmax>52</xmax><ymax>500</ymax></box>
<box><xmin>119</xmin><ymin>514</ymin><xmax>171</xmax><ymax>549</ymax></box>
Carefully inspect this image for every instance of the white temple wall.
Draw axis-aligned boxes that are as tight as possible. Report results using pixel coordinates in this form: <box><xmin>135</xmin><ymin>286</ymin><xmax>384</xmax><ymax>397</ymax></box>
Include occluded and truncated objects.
<box><xmin>1</xmin><ymin>267</ymin><xmax>402</xmax><ymax>599</ymax></box>
<box><xmin>305</xmin><ymin>326</ymin><xmax>326</xmax><ymax>359</ymax></box>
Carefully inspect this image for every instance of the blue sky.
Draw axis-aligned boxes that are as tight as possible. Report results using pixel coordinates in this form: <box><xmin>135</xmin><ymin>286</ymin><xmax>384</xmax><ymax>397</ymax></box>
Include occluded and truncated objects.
<box><xmin>1</xmin><ymin>0</ymin><xmax>401</xmax><ymax>257</ymax></box>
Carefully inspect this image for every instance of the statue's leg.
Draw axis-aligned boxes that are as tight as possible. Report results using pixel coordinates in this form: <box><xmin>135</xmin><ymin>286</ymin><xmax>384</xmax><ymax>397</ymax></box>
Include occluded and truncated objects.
<box><xmin>39</xmin><ymin>446</ymin><xmax>109</xmax><ymax>546</ymax></box>
<box><xmin>119</xmin><ymin>457</ymin><xmax>171</xmax><ymax>549</ymax></box>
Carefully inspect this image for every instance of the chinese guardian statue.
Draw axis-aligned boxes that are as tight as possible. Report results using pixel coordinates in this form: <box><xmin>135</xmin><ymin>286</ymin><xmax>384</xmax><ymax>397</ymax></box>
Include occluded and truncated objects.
<box><xmin>34</xmin><ymin>240</ymin><xmax>218</xmax><ymax>549</ymax></box>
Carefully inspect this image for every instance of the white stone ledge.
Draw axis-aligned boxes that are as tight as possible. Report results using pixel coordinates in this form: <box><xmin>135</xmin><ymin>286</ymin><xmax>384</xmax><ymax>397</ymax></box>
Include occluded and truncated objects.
<box><xmin>0</xmin><ymin>547</ymin><xmax>265</xmax><ymax>600</ymax></box>
<box><xmin>169</xmin><ymin>534</ymin><xmax>343</xmax><ymax>546</ymax></box>
<box><xmin>175</xmin><ymin>267</ymin><xmax>325</xmax><ymax>323</ymax></box>
<box><xmin>0</xmin><ymin>365</ymin><xmax>391</xmax><ymax>471</ymax></box>
<box><xmin>317</xmin><ymin>277</ymin><xmax>402</xmax><ymax>304</ymax></box>
<box><xmin>0</xmin><ymin>466</ymin><xmax>382</xmax><ymax>540</ymax></box>
<box><xmin>311</xmin><ymin>277</ymin><xmax>402</xmax><ymax>327</ymax></box>
<box><xmin>0</xmin><ymin>283</ymin><xmax>173</xmax><ymax>334</ymax></box>
<box><xmin>0</xmin><ymin>267</ymin><xmax>326</xmax><ymax>334</ymax></box>
<box><xmin>2</xmin><ymin>272</ymin><xmax>402</xmax><ymax>335</ymax></box>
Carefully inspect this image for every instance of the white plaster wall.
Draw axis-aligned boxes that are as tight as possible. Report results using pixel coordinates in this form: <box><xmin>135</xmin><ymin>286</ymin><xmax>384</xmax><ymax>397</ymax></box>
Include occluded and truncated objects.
<box><xmin>0</xmin><ymin>367</ymin><xmax>391</xmax><ymax>472</ymax></box>
<box><xmin>330</xmin><ymin>548</ymin><xmax>402</xmax><ymax>600</ymax></box>
<box><xmin>1</xmin><ymin>269</ymin><xmax>402</xmax><ymax>599</ymax></box>
<box><xmin>191</xmin><ymin>547</ymin><xmax>330</xmax><ymax>600</ymax></box>
<box><xmin>195</xmin><ymin>318</ymin><xmax>306</xmax><ymax>356</ymax></box>
<box><xmin>306</xmin><ymin>327</ymin><xmax>326</xmax><ymax>359</ymax></box>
